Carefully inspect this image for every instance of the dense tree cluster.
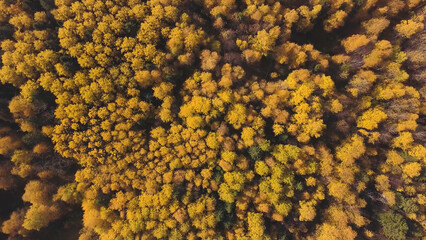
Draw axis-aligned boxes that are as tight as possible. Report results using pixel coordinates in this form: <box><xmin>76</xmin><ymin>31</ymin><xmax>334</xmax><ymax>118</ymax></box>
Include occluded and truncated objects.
<box><xmin>0</xmin><ymin>0</ymin><xmax>425</xmax><ymax>239</ymax></box>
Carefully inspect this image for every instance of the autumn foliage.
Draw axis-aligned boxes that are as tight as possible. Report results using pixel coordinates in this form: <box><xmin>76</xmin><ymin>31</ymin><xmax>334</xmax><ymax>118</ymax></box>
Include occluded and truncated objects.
<box><xmin>0</xmin><ymin>0</ymin><xmax>425</xmax><ymax>240</ymax></box>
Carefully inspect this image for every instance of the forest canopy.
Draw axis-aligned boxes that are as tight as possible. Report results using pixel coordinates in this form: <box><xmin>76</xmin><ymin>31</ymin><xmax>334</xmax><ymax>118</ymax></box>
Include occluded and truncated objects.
<box><xmin>0</xmin><ymin>0</ymin><xmax>425</xmax><ymax>239</ymax></box>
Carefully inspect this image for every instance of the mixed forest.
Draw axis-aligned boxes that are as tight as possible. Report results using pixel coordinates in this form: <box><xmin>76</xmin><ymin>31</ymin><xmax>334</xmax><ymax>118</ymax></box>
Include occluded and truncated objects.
<box><xmin>0</xmin><ymin>0</ymin><xmax>425</xmax><ymax>239</ymax></box>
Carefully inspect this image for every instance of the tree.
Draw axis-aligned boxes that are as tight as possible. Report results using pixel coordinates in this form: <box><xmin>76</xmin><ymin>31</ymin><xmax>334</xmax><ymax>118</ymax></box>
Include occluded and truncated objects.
<box><xmin>395</xmin><ymin>17</ymin><xmax>424</xmax><ymax>38</ymax></box>
<box><xmin>363</xmin><ymin>40</ymin><xmax>393</xmax><ymax>68</ymax></box>
<box><xmin>241</xmin><ymin>127</ymin><xmax>255</xmax><ymax>147</ymax></box>
<box><xmin>226</xmin><ymin>104</ymin><xmax>246</xmax><ymax>129</ymax></box>
<box><xmin>254</xmin><ymin>161</ymin><xmax>269</xmax><ymax>176</ymax></box>
<box><xmin>336</xmin><ymin>134</ymin><xmax>365</xmax><ymax>165</ymax></box>
<box><xmin>272</xmin><ymin>144</ymin><xmax>300</xmax><ymax>165</ymax></box>
<box><xmin>378</xmin><ymin>212</ymin><xmax>408</xmax><ymax>240</ymax></box>
<box><xmin>316</xmin><ymin>222</ymin><xmax>357</xmax><ymax>240</ymax></box>
<box><xmin>341</xmin><ymin>35</ymin><xmax>370</xmax><ymax>53</ymax></box>
<box><xmin>324</xmin><ymin>10</ymin><xmax>347</xmax><ymax>32</ymax></box>
<box><xmin>298</xmin><ymin>200</ymin><xmax>316</xmax><ymax>221</ymax></box>
<box><xmin>247</xmin><ymin>212</ymin><xmax>265</xmax><ymax>240</ymax></box>
<box><xmin>200</xmin><ymin>50</ymin><xmax>221</xmax><ymax>71</ymax></box>
<box><xmin>357</xmin><ymin>107</ymin><xmax>387</xmax><ymax>130</ymax></box>
<box><xmin>347</xmin><ymin>70</ymin><xmax>376</xmax><ymax>96</ymax></box>
<box><xmin>362</xmin><ymin>18</ymin><xmax>390</xmax><ymax>36</ymax></box>
<box><xmin>22</xmin><ymin>181</ymin><xmax>53</xmax><ymax>205</ymax></box>
<box><xmin>23</xmin><ymin>204</ymin><xmax>61</xmax><ymax>231</ymax></box>
<box><xmin>402</xmin><ymin>162</ymin><xmax>421</xmax><ymax>178</ymax></box>
<box><xmin>0</xmin><ymin>135</ymin><xmax>22</xmax><ymax>155</ymax></box>
<box><xmin>274</xmin><ymin>42</ymin><xmax>307</xmax><ymax>68</ymax></box>
<box><xmin>1</xmin><ymin>209</ymin><xmax>29</xmax><ymax>236</ymax></box>
<box><xmin>328</xmin><ymin>181</ymin><xmax>355</xmax><ymax>204</ymax></box>
<box><xmin>249</xmin><ymin>27</ymin><xmax>280</xmax><ymax>56</ymax></box>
